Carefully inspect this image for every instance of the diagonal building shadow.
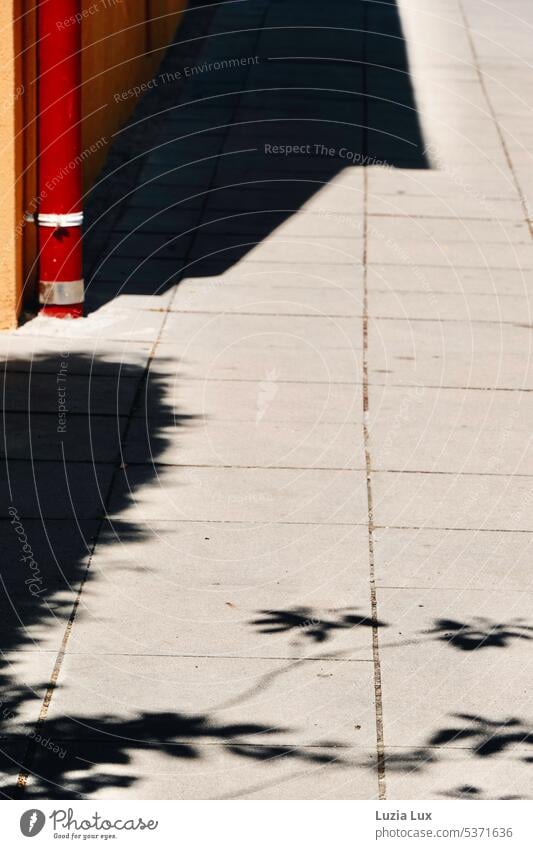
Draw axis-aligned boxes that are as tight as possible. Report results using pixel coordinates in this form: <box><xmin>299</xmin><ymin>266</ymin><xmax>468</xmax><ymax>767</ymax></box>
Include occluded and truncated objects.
<box><xmin>84</xmin><ymin>0</ymin><xmax>429</xmax><ymax>308</ymax></box>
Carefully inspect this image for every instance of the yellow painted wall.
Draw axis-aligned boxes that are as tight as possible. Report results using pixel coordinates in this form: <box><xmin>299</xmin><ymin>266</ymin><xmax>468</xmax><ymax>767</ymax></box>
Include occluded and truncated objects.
<box><xmin>82</xmin><ymin>0</ymin><xmax>188</xmax><ymax>189</ymax></box>
<box><xmin>0</xmin><ymin>0</ymin><xmax>188</xmax><ymax>329</ymax></box>
<box><xmin>0</xmin><ymin>2</ymin><xmax>24</xmax><ymax>329</ymax></box>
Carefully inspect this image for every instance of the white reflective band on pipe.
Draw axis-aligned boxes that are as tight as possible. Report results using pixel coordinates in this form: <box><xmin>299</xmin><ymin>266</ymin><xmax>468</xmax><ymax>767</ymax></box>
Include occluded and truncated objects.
<box><xmin>39</xmin><ymin>280</ymin><xmax>84</xmax><ymax>305</ymax></box>
<box><xmin>25</xmin><ymin>211</ymin><xmax>84</xmax><ymax>228</ymax></box>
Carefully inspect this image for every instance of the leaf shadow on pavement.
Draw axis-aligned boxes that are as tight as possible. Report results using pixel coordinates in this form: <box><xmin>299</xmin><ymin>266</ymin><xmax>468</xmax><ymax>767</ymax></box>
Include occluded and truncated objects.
<box><xmin>440</xmin><ymin>785</ymin><xmax>524</xmax><ymax>800</ymax></box>
<box><xmin>12</xmin><ymin>710</ymin><xmax>353</xmax><ymax>800</ymax></box>
<box><xmin>367</xmin><ymin>713</ymin><xmax>533</xmax><ymax>799</ymax></box>
<box><xmin>250</xmin><ymin>606</ymin><xmax>387</xmax><ymax>644</ymax></box>
<box><xmin>424</xmin><ymin>618</ymin><xmax>533</xmax><ymax>652</ymax></box>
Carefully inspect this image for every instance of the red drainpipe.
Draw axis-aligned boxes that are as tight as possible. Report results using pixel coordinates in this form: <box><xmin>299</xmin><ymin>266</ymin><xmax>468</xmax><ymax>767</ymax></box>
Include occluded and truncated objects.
<box><xmin>34</xmin><ymin>0</ymin><xmax>84</xmax><ymax>317</ymax></box>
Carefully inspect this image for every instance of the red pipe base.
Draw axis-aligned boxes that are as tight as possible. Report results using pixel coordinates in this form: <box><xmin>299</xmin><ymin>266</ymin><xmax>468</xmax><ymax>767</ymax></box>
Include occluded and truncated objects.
<box><xmin>40</xmin><ymin>304</ymin><xmax>84</xmax><ymax>319</ymax></box>
<box><xmin>37</xmin><ymin>0</ymin><xmax>84</xmax><ymax>318</ymax></box>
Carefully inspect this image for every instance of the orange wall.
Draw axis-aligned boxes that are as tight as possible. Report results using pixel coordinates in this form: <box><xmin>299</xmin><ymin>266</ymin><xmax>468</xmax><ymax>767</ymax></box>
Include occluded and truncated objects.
<box><xmin>0</xmin><ymin>1</ymin><xmax>24</xmax><ymax>329</ymax></box>
<box><xmin>0</xmin><ymin>0</ymin><xmax>188</xmax><ymax>329</ymax></box>
<box><xmin>82</xmin><ymin>0</ymin><xmax>189</xmax><ymax>189</ymax></box>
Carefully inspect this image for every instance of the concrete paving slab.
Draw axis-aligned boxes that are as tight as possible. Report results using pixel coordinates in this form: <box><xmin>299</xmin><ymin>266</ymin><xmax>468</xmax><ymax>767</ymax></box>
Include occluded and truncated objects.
<box><xmin>370</xmin><ymin>423</ymin><xmax>533</xmax><ymax>476</ymax></box>
<box><xmin>367</xmin><ymin>265</ymin><xmax>531</xmax><ymax>296</ymax></box>
<box><xmin>367</xmin><ymin>238</ymin><xmax>533</xmax><ymax>269</ymax></box>
<box><xmin>0</xmin><ymin>338</ymin><xmax>152</xmax><ymax>377</ymax></box>
<box><xmin>66</xmin><ymin>594</ymin><xmax>375</xmax><ymax>662</ymax></box>
<box><xmin>369</xmin><ymin>289</ymin><xmax>533</xmax><ymax>324</ymax></box>
<box><xmin>370</xmin><ymin>352</ymin><xmax>533</xmax><ymax>390</ymax></box>
<box><xmin>0</xmin><ymin>461</ymin><xmax>114</xmax><ymax>519</ymax></box>
<box><xmin>177</xmin><ymin>263</ymin><xmax>365</xmax><ymax>289</ymax></box>
<box><xmin>373</xmin><ymin>527</ymin><xmax>533</xmax><ymax>593</ymax></box>
<box><xmin>126</xmin><ymin>182</ymin><xmax>209</xmax><ymax>210</ymax></box>
<box><xmin>103</xmin><ymin>230</ymin><xmax>193</xmax><ymax>258</ymax></box>
<box><xmin>373</xmin><ymin>470</ymin><xmax>533</xmax><ymax>531</ymax></box>
<box><xmin>223</xmin><ymin>124</ymin><xmax>366</xmax><ymax>148</ymax></box>
<box><xmin>0</xmin><ymin>413</ymin><xmax>127</xmax><ymax>463</ymax></box>
<box><xmin>25</xmin><ymin>738</ymin><xmax>377</xmax><ymax>800</ymax></box>
<box><xmin>198</xmin><ymin>209</ymin><xmax>365</xmax><ymax>238</ymax></box>
<box><xmin>109</xmin><ymin>465</ymin><xmax>368</xmax><ymax>525</ymax></box>
<box><xmin>369</xmin><ymin>314</ymin><xmax>533</xmax><ymax>355</ymax></box>
<box><xmin>189</xmin><ymin>235</ymin><xmax>364</xmax><ymax>265</ymax></box>
<box><xmin>124</xmin><ymin>417</ymin><xmax>365</xmax><ymax>470</ymax></box>
<box><xmin>160</xmin><ymin>312</ymin><xmax>361</xmax><ymax>349</ymax></box>
<box><xmin>0</xmin><ymin>371</ymin><xmax>139</xmax><ymax>415</ymax></box>
<box><xmin>170</xmin><ymin>282</ymin><xmax>364</xmax><ymax>316</ymax></box>
<box><xmin>45</xmin><ymin>655</ymin><xmax>377</xmax><ymax>749</ymax></box>
<box><xmin>0</xmin><ymin>652</ymin><xmax>60</xmax><ymax>737</ymax></box>
<box><xmin>0</xmin><ymin>518</ymin><xmax>98</xmax><ymax>651</ymax></box>
<box><xmin>0</xmin><ymin>741</ymin><xmax>32</xmax><ymax>799</ymax></box>
<box><xmin>86</xmin><ymin>290</ymin><xmax>175</xmax><ymax>313</ymax></box>
<box><xmin>367</xmin><ymin>167</ymin><xmax>519</xmax><ymax>200</ymax></box>
<box><xmin>368</xmin><ymin>194</ymin><xmax>524</xmax><ymax>220</ymax></box>
<box><xmin>66</xmin><ymin>527</ymin><xmax>374</xmax><ymax>657</ymax></box>
<box><xmin>367</xmin><ymin>215</ymin><xmax>530</xmax><ymax>244</ymax></box>
<box><xmin>93</xmin><ymin>519</ymin><xmax>370</xmax><ymax>591</ymax></box>
<box><xmin>204</xmin><ymin>182</ymin><xmax>365</xmax><ymax>215</ymax></box>
<box><xmin>385</xmin><ymin>746</ymin><xmax>532</xmax><ymax>800</ymax></box>
<box><xmin>377</xmin><ymin>588</ymin><xmax>533</xmax><ymax>748</ymax></box>
<box><xmin>139</xmin><ymin>160</ymin><xmax>219</xmax><ymax>186</ymax></box>
<box><xmin>367</xmin><ymin>318</ymin><xmax>533</xmax><ymax>389</ymax></box>
<box><xmin>16</xmin><ymin>310</ymin><xmax>167</xmax><ymax>345</ymax></box>
<box><xmin>368</xmin><ymin>383</ymin><xmax>532</xmax><ymax>431</ymax></box>
<box><xmin>152</xmin><ymin>341</ymin><xmax>362</xmax><ymax>384</ymax></box>
<box><xmin>133</xmin><ymin>375</ymin><xmax>362</xmax><ymax>424</ymax></box>
<box><xmin>144</xmin><ymin>136</ymin><xmax>226</xmax><ymax>166</ymax></box>
<box><xmin>367</xmin><ymin>384</ymin><xmax>533</xmax><ymax>474</ymax></box>
<box><xmin>87</xmin><ymin>255</ymin><xmax>184</xmax><ymax>287</ymax></box>
<box><xmin>75</xmin><ymin>522</ymin><xmax>372</xmax><ymax>660</ymax></box>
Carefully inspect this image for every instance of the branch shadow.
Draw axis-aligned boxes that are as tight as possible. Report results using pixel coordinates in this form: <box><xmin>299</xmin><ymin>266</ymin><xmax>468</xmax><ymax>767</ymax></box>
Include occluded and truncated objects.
<box><xmin>250</xmin><ymin>606</ymin><xmax>387</xmax><ymax>644</ymax></box>
<box><xmin>429</xmin><ymin>714</ymin><xmax>533</xmax><ymax>758</ymax></box>
<box><xmin>425</xmin><ymin>618</ymin><xmax>533</xmax><ymax>652</ymax></box>
<box><xmin>14</xmin><ymin>709</ymin><xmax>352</xmax><ymax>799</ymax></box>
<box><xmin>370</xmin><ymin>713</ymin><xmax>533</xmax><ymax>796</ymax></box>
<box><xmin>439</xmin><ymin>785</ymin><xmax>524</xmax><ymax>800</ymax></box>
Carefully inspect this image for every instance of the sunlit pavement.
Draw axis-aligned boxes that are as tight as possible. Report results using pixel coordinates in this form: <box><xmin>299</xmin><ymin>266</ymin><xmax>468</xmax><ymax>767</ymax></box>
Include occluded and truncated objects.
<box><xmin>2</xmin><ymin>0</ymin><xmax>533</xmax><ymax>800</ymax></box>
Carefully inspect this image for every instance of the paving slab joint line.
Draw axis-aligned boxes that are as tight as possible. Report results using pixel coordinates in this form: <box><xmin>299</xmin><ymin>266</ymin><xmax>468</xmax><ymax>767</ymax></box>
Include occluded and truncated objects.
<box><xmin>15</xmin><ymin>541</ymin><xmax>97</xmax><ymax>790</ymax></box>
<box><xmin>457</xmin><ymin>0</ymin><xmax>533</xmax><ymax>239</ymax></box>
<box><xmin>361</xmin><ymin>18</ymin><xmax>386</xmax><ymax>801</ymax></box>
<box><xmin>15</xmin><ymin>305</ymin><xmax>176</xmax><ymax>792</ymax></box>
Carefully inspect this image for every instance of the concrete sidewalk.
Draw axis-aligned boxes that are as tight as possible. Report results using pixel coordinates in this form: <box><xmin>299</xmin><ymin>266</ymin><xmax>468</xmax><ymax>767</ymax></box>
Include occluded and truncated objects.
<box><xmin>1</xmin><ymin>0</ymin><xmax>533</xmax><ymax>799</ymax></box>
